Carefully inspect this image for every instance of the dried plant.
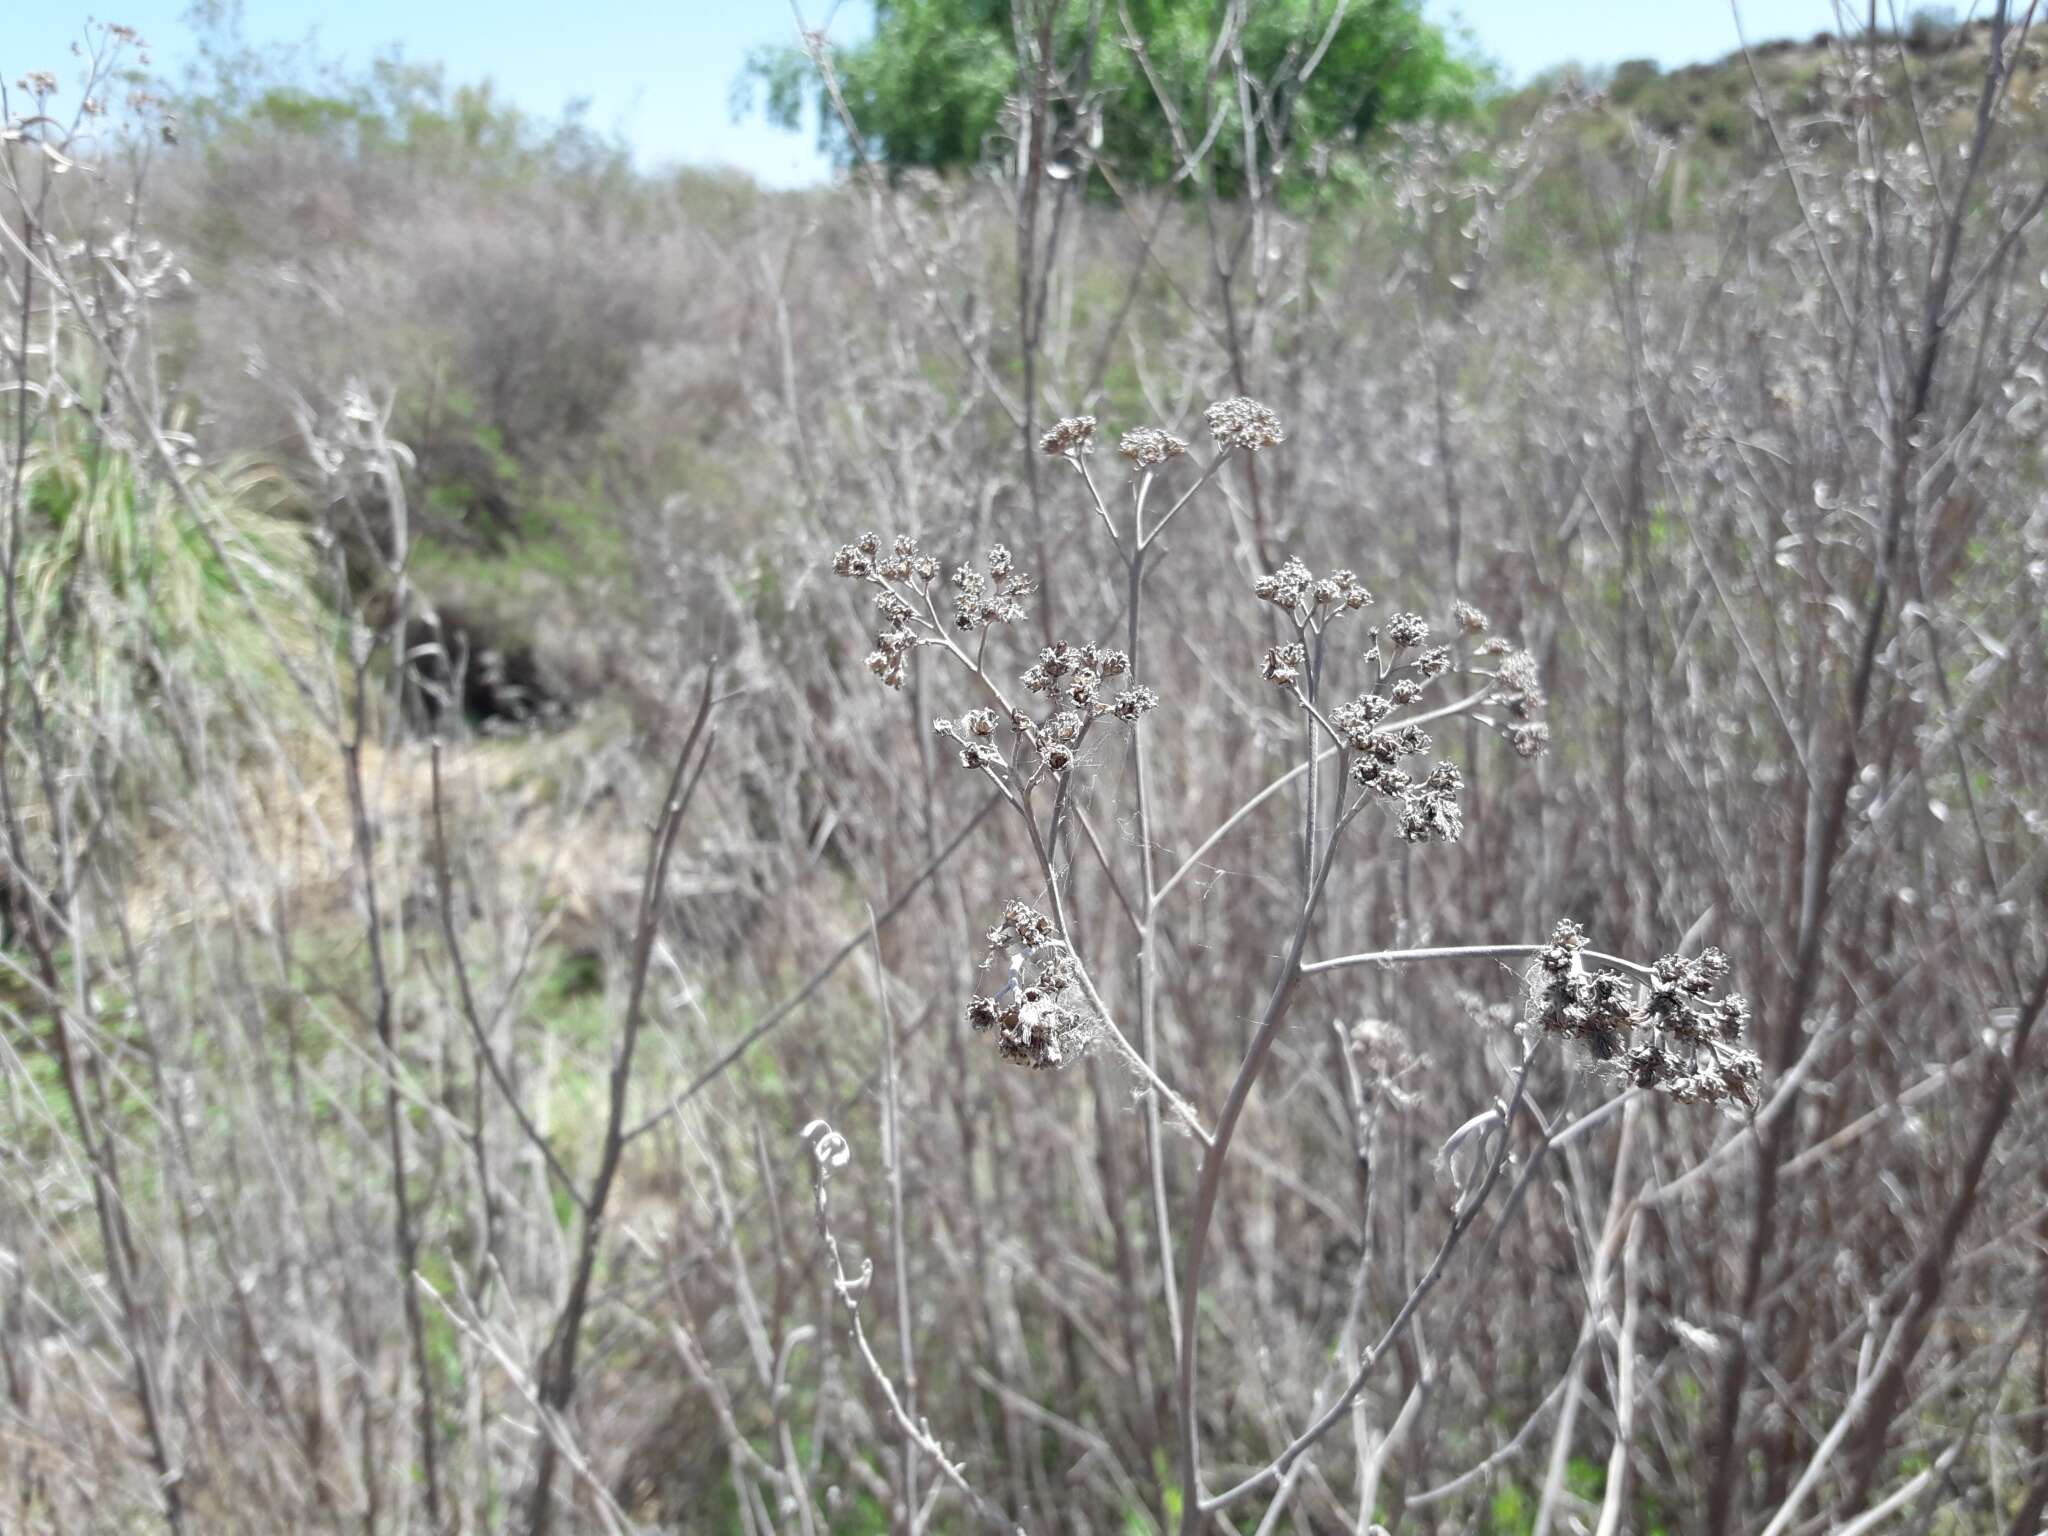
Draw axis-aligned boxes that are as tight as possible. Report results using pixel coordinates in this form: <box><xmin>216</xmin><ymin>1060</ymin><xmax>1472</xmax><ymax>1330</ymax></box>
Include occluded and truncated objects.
<box><xmin>3</xmin><ymin>7</ymin><xmax>2046</xmax><ymax>1536</ymax></box>
<box><xmin>817</xmin><ymin>389</ymin><xmax>1774</xmax><ymax>1531</ymax></box>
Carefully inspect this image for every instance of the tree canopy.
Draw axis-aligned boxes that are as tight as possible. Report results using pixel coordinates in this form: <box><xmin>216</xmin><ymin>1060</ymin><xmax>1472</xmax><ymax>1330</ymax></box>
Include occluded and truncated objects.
<box><xmin>743</xmin><ymin>0</ymin><xmax>1481</xmax><ymax>191</ymax></box>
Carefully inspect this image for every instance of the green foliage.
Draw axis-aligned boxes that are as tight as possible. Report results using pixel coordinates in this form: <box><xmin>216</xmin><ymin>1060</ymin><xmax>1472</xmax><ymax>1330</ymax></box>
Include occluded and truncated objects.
<box><xmin>1478</xmin><ymin>1461</ymin><xmax>1652</xmax><ymax>1533</ymax></box>
<box><xmin>1151</xmin><ymin>1449</ymin><xmax>1182</xmax><ymax>1529</ymax></box>
<box><xmin>1490</xmin><ymin>1479</ymin><xmax>1532</xmax><ymax>1533</ymax></box>
<box><xmin>1566</xmin><ymin>1454</ymin><xmax>1607</xmax><ymax>1501</ymax></box>
<box><xmin>14</xmin><ymin>416</ymin><xmax>324</xmax><ymax>739</ymax></box>
<box><xmin>742</xmin><ymin>0</ymin><xmax>1481</xmax><ymax>191</ymax></box>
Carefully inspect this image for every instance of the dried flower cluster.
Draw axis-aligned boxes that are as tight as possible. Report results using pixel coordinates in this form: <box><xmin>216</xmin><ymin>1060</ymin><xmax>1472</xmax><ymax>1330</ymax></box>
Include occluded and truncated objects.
<box><xmin>1453</xmin><ymin>626</ymin><xmax>1547</xmax><ymax>758</ymax></box>
<box><xmin>1248</xmin><ymin>573</ymin><xmax>1550</xmax><ymax>846</ymax></box>
<box><xmin>1383</xmin><ymin>611</ymin><xmax>1430</xmax><ymax>650</ymax></box>
<box><xmin>932</xmin><ymin>677</ymin><xmax>1152</xmax><ymax>780</ymax></box>
<box><xmin>1484</xmin><ymin>640</ymin><xmax>1548</xmax><ymax>753</ymax></box>
<box><xmin>831</xmin><ymin>532</ymin><xmax>1036</xmax><ymax>688</ymax></box>
<box><xmin>999</xmin><ymin>642</ymin><xmax>1157</xmax><ymax>773</ymax></box>
<box><xmin>831</xmin><ymin>530</ymin><xmax>935</xmax><ymax>584</ymax></box>
<box><xmin>1262</xmin><ymin>641</ymin><xmax>1307</xmax><ymax>687</ymax></box>
<box><xmin>964</xmin><ymin>902</ymin><xmax>1093</xmax><ymax>1069</ymax></box>
<box><xmin>1253</xmin><ymin>557</ymin><xmax>1372</xmax><ymax>628</ymax></box>
<box><xmin>1331</xmin><ymin>699</ymin><xmax>1464</xmax><ymax>844</ymax></box>
<box><xmin>1021</xmin><ymin>640</ymin><xmax>1126</xmax><ymax>703</ymax></box>
<box><xmin>1204</xmin><ymin>396</ymin><xmax>1286</xmax><ymax>452</ymax></box>
<box><xmin>950</xmin><ymin>544</ymin><xmax>1033</xmax><ymax>631</ymax></box>
<box><xmin>1529</xmin><ymin>921</ymin><xmax>1762</xmax><ymax>1110</ymax></box>
<box><xmin>1399</xmin><ymin>761</ymin><xmax>1464</xmax><ymax>844</ymax></box>
<box><xmin>830</xmin><ymin>531</ymin><xmax>924</xmax><ymax>686</ymax></box>
<box><xmin>828</xmin><ymin>516</ymin><xmax>1169</xmax><ymax>795</ymax></box>
<box><xmin>1118</xmin><ymin>426</ymin><xmax>1188</xmax><ymax>467</ymax></box>
<box><xmin>1038</xmin><ymin>415</ymin><xmax>1097</xmax><ymax>457</ymax></box>
<box><xmin>932</xmin><ymin>707</ymin><xmax>1007</xmax><ymax>773</ymax></box>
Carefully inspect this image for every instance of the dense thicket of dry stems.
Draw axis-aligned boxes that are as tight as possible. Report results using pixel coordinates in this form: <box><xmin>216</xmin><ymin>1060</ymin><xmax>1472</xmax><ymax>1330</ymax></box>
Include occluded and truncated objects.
<box><xmin>4</xmin><ymin>7</ymin><xmax>2048</xmax><ymax>1534</ymax></box>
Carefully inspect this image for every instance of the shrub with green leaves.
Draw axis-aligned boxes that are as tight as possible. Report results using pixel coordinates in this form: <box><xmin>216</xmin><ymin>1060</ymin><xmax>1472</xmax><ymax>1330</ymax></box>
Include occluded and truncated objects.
<box><xmin>745</xmin><ymin>0</ymin><xmax>1481</xmax><ymax>193</ymax></box>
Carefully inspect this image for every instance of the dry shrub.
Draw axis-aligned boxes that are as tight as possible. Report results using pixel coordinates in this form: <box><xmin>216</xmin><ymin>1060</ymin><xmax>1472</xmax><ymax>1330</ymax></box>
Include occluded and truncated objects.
<box><xmin>3</xmin><ymin>12</ymin><xmax>2047</xmax><ymax>1536</ymax></box>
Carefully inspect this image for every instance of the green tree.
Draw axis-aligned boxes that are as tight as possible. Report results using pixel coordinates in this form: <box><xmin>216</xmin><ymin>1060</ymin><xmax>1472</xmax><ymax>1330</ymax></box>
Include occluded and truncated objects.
<box><xmin>742</xmin><ymin>0</ymin><xmax>1480</xmax><ymax>192</ymax></box>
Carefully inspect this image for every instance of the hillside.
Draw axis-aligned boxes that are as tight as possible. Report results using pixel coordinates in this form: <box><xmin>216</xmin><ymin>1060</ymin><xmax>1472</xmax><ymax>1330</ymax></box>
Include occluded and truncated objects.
<box><xmin>1524</xmin><ymin>12</ymin><xmax>2048</xmax><ymax>144</ymax></box>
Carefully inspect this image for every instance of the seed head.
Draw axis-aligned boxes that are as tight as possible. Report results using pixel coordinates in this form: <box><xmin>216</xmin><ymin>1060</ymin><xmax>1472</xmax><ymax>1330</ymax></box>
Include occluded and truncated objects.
<box><xmin>1255</xmin><ymin>558</ymin><xmax>1369</xmax><ymax>624</ymax></box>
<box><xmin>1204</xmin><ymin>396</ymin><xmax>1286</xmax><ymax>452</ymax></box>
<box><xmin>866</xmin><ymin>626</ymin><xmax>917</xmax><ymax>689</ymax></box>
<box><xmin>934</xmin><ymin>711</ymin><xmax>1011</xmax><ymax>773</ymax></box>
<box><xmin>832</xmin><ymin>532</ymin><xmax>881</xmax><ymax>579</ymax></box>
<box><xmin>1527</xmin><ymin>922</ymin><xmax>1762</xmax><ymax>1111</ymax></box>
<box><xmin>1385</xmin><ymin>612</ymin><xmax>1431</xmax><ymax>650</ymax></box>
<box><xmin>1039</xmin><ymin>416</ymin><xmax>1097</xmax><ymax>456</ymax></box>
<box><xmin>952</xmin><ymin>548</ymin><xmax>1034</xmax><ymax>630</ymax></box>
<box><xmin>1489</xmin><ymin>648</ymin><xmax>1548</xmax><ymax>738</ymax></box>
<box><xmin>1110</xmin><ymin>686</ymin><xmax>1159</xmax><ymax>722</ymax></box>
<box><xmin>867</xmin><ymin>532</ymin><xmax>929</xmax><ymax>582</ymax></box>
<box><xmin>1400</xmin><ymin>786</ymin><xmax>1464</xmax><ymax>843</ymax></box>
<box><xmin>988</xmin><ymin>902</ymin><xmax>1057</xmax><ymax>952</ymax></box>
<box><xmin>1011</xmin><ymin>643</ymin><xmax>1163</xmax><ymax>749</ymax></box>
<box><xmin>969</xmin><ymin>902</ymin><xmax>1094</xmax><ymax>1069</ymax></box>
<box><xmin>1262</xmin><ymin>643</ymin><xmax>1306</xmax><ymax>687</ymax></box>
<box><xmin>1346</xmin><ymin>723</ymin><xmax>1431</xmax><ymax>802</ymax></box>
<box><xmin>1119</xmin><ymin>427</ymin><xmax>1189</xmax><ymax>467</ymax></box>
<box><xmin>1257</xmin><ymin>557</ymin><xmax>1313</xmax><ymax>610</ymax></box>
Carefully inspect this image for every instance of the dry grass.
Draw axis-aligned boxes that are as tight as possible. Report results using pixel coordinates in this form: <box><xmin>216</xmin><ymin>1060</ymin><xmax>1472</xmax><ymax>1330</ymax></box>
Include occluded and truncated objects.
<box><xmin>3</xmin><ymin>11</ymin><xmax>2048</xmax><ymax>1536</ymax></box>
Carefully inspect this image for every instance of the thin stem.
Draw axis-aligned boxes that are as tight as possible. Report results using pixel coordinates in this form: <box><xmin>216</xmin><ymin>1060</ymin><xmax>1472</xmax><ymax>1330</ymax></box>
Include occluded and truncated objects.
<box><xmin>1201</xmin><ymin>1042</ymin><xmax>1542</xmax><ymax>1513</ymax></box>
<box><xmin>1154</xmin><ymin>746</ymin><xmax>1339</xmax><ymax>907</ymax></box>
<box><xmin>1140</xmin><ymin>448</ymin><xmax>1231</xmax><ymax>549</ymax></box>
<box><xmin>870</xmin><ymin>906</ymin><xmax>920</xmax><ymax>1525</ymax></box>
<box><xmin>1301</xmin><ymin>943</ymin><xmax>1656</xmax><ymax>981</ymax></box>
<box><xmin>528</xmin><ymin>663</ymin><xmax>720</xmax><ymax>1535</ymax></box>
<box><xmin>807</xmin><ymin>1140</ymin><xmax>1025</xmax><ymax>1536</ymax></box>
<box><xmin>429</xmin><ymin>741</ymin><xmax>587</xmax><ymax>1209</ymax></box>
<box><xmin>1018</xmin><ymin>786</ymin><xmax>1210</xmax><ymax>1142</ymax></box>
<box><xmin>1173</xmin><ymin>790</ymin><xmax>1352</xmax><ymax>1531</ymax></box>
<box><xmin>1153</xmin><ymin>684</ymin><xmax>1491</xmax><ymax>910</ymax></box>
<box><xmin>625</xmin><ymin>792</ymin><xmax>1002</xmax><ymax>1143</ymax></box>
<box><xmin>1125</xmin><ymin>506</ymin><xmax>1183</xmax><ymax>1360</ymax></box>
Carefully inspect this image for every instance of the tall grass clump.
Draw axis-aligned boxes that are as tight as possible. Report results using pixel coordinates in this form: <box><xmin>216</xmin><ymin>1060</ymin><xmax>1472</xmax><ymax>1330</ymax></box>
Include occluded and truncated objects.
<box><xmin>16</xmin><ymin>417</ymin><xmax>322</xmax><ymax>734</ymax></box>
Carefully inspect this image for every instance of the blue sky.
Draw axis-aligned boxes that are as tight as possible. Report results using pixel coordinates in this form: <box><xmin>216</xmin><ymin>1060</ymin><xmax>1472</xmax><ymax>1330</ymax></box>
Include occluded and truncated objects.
<box><xmin>9</xmin><ymin>2</ymin><xmax>1842</xmax><ymax>187</ymax></box>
